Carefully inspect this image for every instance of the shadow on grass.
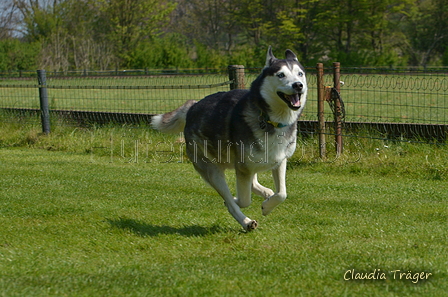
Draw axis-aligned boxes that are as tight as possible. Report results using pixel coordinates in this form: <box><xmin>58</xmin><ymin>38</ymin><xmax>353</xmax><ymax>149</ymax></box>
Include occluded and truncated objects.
<box><xmin>107</xmin><ymin>217</ymin><xmax>231</xmax><ymax>237</ymax></box>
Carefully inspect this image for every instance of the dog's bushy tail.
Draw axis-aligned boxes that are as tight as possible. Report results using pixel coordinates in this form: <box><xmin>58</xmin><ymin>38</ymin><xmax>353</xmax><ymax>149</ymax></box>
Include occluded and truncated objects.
<box><xmin>151</xmin><ymin>100</ymin><xmax>197</xmax><ymax>134</ymax></box>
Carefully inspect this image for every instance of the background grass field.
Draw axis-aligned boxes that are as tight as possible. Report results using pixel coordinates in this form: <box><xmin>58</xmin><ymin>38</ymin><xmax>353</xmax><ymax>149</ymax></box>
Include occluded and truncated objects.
<box><xmin>0</xmin><ymin>122</ymin><xmax>447</xmax><ymax>296</ymax></box>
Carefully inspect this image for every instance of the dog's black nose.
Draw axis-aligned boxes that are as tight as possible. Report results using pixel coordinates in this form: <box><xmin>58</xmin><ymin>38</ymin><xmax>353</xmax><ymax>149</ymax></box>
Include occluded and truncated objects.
<box><xmin>292</xmin><ymin>82</ymin><xmax>303</xmax><ymax>91</ymax></box>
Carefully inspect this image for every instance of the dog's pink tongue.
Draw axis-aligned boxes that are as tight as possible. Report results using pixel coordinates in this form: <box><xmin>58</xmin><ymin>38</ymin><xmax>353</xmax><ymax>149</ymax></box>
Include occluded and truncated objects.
<box><xmin>289</xmin><ymin>94</ymin><xmax>301</xmax><ymax>107</ymax></box>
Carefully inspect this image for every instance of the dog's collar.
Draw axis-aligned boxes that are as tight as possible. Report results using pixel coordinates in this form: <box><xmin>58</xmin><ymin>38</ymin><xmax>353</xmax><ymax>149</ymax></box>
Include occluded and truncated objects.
<box><xmin>258</xmin><ymin>110</ymin><xmax>288</xmax><ymax>129</ymax></box>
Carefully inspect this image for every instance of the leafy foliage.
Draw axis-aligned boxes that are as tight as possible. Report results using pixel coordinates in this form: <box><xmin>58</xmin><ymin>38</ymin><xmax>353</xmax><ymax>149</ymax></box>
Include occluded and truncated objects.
<box><xmin>1</xmin><ymin>0</ymin><xmax>447</xmax><ymax>70</ymax></box>
<box><xmin>0</xmin><ymin>39</ymin><xmax>40</xmax><ymax>71</ymax></box>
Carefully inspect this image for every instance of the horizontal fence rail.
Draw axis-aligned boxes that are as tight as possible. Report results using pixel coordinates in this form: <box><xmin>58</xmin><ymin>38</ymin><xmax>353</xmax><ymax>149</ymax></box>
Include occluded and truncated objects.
<box><xmin>0</xmin><ymin>82</ymin><xmax>233</xmax><ymax>89</ymax></box>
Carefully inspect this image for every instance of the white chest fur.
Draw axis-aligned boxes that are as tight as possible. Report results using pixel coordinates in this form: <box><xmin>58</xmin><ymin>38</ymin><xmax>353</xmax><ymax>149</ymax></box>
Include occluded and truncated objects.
<box><xmin>242</xmin><ymin>129</ymin><xmax>297</xmax><ymax>171</ymax></box>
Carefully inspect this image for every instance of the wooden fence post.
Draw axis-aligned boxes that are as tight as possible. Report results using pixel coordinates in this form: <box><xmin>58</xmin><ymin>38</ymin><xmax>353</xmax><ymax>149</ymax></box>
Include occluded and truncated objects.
<box><xmin>333</xmin><ymin>62</ymin><xmax>343</xmax><ymax>156</ymax></box>
<box><xmin>316</xmin><ymin>63</ymin><xmax>326</xmax><ymax>159</ymax></box>
<box><xmin>228</xmin><ymin>65</ymin><xmax>245</xmax><ymax>90</ymax></box>
<box><xmin>37</xmin><ymin>70</ymin><xmax>50</xmax><ymax>134</ymax></box>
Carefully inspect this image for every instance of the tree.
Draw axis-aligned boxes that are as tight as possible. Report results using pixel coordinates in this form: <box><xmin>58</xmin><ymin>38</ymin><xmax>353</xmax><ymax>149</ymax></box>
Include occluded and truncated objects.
<box><xmin>0</xmin><ymin>0</ymin><xmax>21</xmax><ymax>38</ymax></box>
<box><xmin>1</xmin><ymin>0</ymin><xmax>447</xmax><ymax>69</ymax></box>
<box><xmin>0</xmin><ymin>39</ymin><xmax>39</xmax><ymax>71</ymax></box>
<box><xmin>265</xmin><ymin>0</ymin><xmax>321</xmax><ymax>63</ymax></box>
<box><xmin>400</xmin><ymin>0</ymin><xmax>448</xmax><ymax>67</ymax></box>
<box><xmin>14</xmin><ymin>0</ymin><xmax>63</xmax><ymax>42</ymax></box>
<box><xmin>98</xmin><ymin>0</ymin><xmax>176</xmax><ymax>67</ymax></box>
<box><xmin>129</xmin><ymin>33</ymin><xmax>194</xmax><ymax>69</ymax></box>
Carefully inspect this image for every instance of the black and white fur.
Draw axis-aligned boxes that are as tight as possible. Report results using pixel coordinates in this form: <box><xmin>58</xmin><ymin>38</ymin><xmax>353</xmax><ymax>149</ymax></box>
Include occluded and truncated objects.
<box><xmin>151</xmin><ymin>47</ymin><xmax>307</xmax><ymax>231</ymax></box>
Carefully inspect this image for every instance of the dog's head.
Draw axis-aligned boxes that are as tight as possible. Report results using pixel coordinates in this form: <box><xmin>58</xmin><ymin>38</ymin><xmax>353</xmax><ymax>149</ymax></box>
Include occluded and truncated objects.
<box><xmin>260</xmin><ymin>46</ymin><xmax>307</xmax><ymax>111</ymax></box>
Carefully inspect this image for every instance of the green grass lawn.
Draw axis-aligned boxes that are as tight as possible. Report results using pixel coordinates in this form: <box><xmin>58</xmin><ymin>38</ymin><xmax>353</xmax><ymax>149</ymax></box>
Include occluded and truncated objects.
<box><xmin>0</xmin><ymin>124</ymin><xmax>447</xmax><ymax>296</ymax></box>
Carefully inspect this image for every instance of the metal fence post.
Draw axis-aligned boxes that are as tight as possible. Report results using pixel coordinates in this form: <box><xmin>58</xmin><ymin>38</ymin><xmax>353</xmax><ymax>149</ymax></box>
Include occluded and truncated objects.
<box><xmin>228</xmin><ymin>65</ymin><xmax>245</xmax><ymax>90</ymax></box>
<box><xmin>37</xmin><ymin>70</ymin><xmax>51</xmax><ymax>134</ymax></box>
<box><xmin>333</xmin><ymin>62</ymin><xmax>343</xmax><ymax>156</ymax></box>
<box><xmin>316</xmin><ymin>63</ymin><xmax>326</xmax><ymax>159</ymax></box>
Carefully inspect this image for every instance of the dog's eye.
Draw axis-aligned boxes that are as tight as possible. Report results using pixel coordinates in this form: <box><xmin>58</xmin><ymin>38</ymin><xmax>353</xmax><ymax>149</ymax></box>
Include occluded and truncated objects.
<box><xmin>298</xmin><ymin>72</ymin><xmax>303</xmax><ymax>77</ymax></box>
<box><xmin>277</xmin><ymin>73</ymin><xmax>285</xmax><ymax>78</ymax></box>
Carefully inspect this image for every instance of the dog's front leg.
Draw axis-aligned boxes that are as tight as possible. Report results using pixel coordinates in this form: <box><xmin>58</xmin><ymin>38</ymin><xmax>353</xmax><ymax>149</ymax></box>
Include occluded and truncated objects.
<box><xmin>202</xmin><ymin>166</ymin><xmax>257</xmax><ymax>231</ymax></box>
<box><xmin>262</xmin><ymin>158</ymin><xmax>287</xmax><ymax>216</ymax></box>
<box><xmin>214</xmin><ymin>180</ymin><xmax>257</xmax><ymax>231</ymax></box>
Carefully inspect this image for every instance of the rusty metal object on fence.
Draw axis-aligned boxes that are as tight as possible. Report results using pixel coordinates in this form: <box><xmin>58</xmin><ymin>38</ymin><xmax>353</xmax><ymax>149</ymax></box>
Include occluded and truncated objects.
<box><xmin>325</xmin><ymin>87</ymin><xmax>345</xmax><ymax>122</ymax></box>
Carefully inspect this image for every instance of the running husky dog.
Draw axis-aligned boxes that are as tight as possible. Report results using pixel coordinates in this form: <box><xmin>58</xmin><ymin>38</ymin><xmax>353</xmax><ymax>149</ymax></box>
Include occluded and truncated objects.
<box><xmin>151</xmin><ymin>47</ymin><xmax>307</xmax><ymax>231</ymax></box>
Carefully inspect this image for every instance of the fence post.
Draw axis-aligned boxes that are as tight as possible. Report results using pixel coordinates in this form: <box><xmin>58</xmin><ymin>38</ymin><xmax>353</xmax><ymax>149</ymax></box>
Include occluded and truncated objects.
<box><xmin>333</xmin><ymin>62</ymin><xmax>343</xmax><ymax>156</ymax></box>
<box><xmin>316</xmin><ymin>63</ymin><xmax>326</xmax><ymax>159</ymax></box>
<box><xmin>228</xmin><ymin>65</ymin><xmax>245</xmax><ymax>90</ymax></box>
<box><xmin>37</xmin><ymin>70</ymin><xmax>51</xmax><ymax>134</ymax></box>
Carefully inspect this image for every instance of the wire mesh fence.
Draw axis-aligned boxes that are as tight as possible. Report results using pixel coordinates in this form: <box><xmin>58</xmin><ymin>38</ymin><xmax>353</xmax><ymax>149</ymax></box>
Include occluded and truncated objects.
<box><xmin>339</xmin><ymin>68</ymin><xmax>448</xmax><ymax>125</ymax></box>
<box><xmin>337</xmin><ymin>68</ymin><xmax>447</xmax><ymax>144</ymax></box>
<box><xmin>0</xmin><ymin>67</ymin><xmax>447</xmax><ymax>143</ymax></box>
<box><xmin>0</xmin><ymin>69</ymin><xmax>231</xmax><ymax>114</ymax></box>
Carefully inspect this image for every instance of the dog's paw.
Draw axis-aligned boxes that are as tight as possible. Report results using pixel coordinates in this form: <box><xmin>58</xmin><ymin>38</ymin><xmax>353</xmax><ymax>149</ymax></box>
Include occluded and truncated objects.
<box><xmin>261</xmin><ymin>205</ymin><xmax>270</xmax><ymax>216</ymax></box>
<box><xmin>262</xmin><ymin>193</ymin><xmax>286</xmax><ymax>216</ymax></box>
<box><xmin>261</xmin><ymin>188</ymin><xmax>275</xmax><ymax>199</ymax></box>
<box><xmin>261</xmin><ymin>198</ymin><xmax>274</xmax><ymax>216</ymax></box>
<box><xmin>261</xmin><ymin>201</ymin><xmax>276</xmax><ymax>216</ymax></box>
<box><xmin>245</xmin><ymin>220</ymin><xmax>258</xmax><ymax>231</ymax></box>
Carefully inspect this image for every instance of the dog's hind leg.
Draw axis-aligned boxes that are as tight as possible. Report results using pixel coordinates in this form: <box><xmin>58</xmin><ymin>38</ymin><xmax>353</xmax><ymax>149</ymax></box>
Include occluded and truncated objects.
<box><xmin>193</xmin><ymin>162</ymin><xmax>258</xmax><ymax>231</ymax></box>
<box><xmin>262</xmin><ymin>158</ymin><xmax>288</xmax><ymax>216</ymax></box>
<box><xmin>251</xmin><ymin>174</ymin><xmax>275</xmax><ymax>199</ymax></box>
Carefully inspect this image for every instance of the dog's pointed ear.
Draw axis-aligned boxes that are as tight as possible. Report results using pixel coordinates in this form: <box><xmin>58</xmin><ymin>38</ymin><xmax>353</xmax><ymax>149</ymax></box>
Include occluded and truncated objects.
<box><xmin>265</xmin><ymin>46</ymin><xmax>276</xmax><ymax>67</ymax></box>
<box><xmin>285</xmin><ymin>49</ymin><xmax>298</xmax><ymax>61</ymax></box>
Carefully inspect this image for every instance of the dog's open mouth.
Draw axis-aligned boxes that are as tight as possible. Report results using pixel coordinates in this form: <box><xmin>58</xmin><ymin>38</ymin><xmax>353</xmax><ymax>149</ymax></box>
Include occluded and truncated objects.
<box><xmin>277</xmin><ymin>92</ymin><xmax>301</xmax><ymax>110</ymax></box>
